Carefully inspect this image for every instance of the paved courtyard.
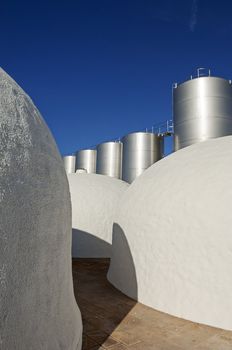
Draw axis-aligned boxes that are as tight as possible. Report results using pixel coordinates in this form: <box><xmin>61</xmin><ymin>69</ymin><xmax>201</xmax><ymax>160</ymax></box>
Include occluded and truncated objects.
<box><xmin>73</xmin><ymin>259</ymin><xmax>232</xmax><ymax>350</ymax></box>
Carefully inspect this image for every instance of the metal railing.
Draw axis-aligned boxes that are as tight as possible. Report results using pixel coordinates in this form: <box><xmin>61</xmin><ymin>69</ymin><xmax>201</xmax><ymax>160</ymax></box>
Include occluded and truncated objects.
<box><xmin>191</xmin><ymin>67</ymin><xmax>211</xmax><ymax>80</ymax></box>
<box><xmin>74</xmin><ymin>119</ymin><xmax>174</xmax><ymax>153</ymax></box>
<box><xmin>152</xmin><ymin>119</ymin><xmax>173</xmax><ymax>136</ymax></box>
<box><xmin>173</xmin><ymin>68</ymin><xmax>212</xmax><ymax>89</ymax></box>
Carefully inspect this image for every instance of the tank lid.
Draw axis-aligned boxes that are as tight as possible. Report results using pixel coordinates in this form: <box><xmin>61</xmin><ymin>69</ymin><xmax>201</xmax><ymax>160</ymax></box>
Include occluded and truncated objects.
<box><xmin>172</xmin><ymin>67</ymin><xmax>211</xmax><ymax>89</ymax></box>
<box><xmin>76</xmin><ymin>148</ymin><xmax>96</xmax><ymax>153</ymax></box>
<box><xmin>122</xmin><ymin>131</ymin><xmax>158</xmax><ymax>139</ymax></box>
<box><xmin>173</xmin><ymin>68</ymin><xmax>231</xmax><ymax>88</ymax></box>
<box><xmin>97</xmin><ymin>140</ymin><xmax>122</xmax><ymax>146</ymax></box>
<box><xmin>173</xmin><ymin>68</ymin><xmax>211</xmax><ymax>89</ymax></box>
<box><xmin>63</xmin><ymin>154</ymin><xmax>76</xmax><ymax>158</ymax></box>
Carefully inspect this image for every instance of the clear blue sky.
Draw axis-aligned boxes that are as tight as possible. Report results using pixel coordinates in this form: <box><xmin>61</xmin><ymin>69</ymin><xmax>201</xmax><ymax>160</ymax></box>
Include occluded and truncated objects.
<box><xmin>1</xmin><ymin>0</ymin><xmax>232</xmax><ymax>155</ymax></box>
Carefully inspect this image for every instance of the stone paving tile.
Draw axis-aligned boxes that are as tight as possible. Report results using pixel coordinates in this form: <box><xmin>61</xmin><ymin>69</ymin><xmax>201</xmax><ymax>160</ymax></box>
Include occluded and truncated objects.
<box><xmin>166</xmin><ymin>322</ymin><xmax>219</xmax><ymax>348</ymax></box>
<box><xmin>105</xmin><ymin>343</ymin><xmax>128</xmax><ymax>350</ymax></box>
<box><xmin>86</xmin><ymin>330</ymin><xmax>120</xmax><ymax>348</ymax></box>
<box><xmin>110</xmin><ymin>328</ymin><xmax>142</xmax><ymax>346</ymax></box>
<box><xmin>82</xmin><ymin>334</ymin><xmax>99</xmax><ymax>350</ymax></box>
<box><xmin>100</xmin><ymin>336</ymin><xmax>121</xmax><ymax>348</ymax></box>
<box><xmin>86</xmin><ymin>330</ymin><xmax>109</xmax><ymax>344</ymax></box>
<box><xmin>219</xmin><ymin>331</ymin><xmax>232</xmax><ymax>341</ymax></box>
<box><xmin>127</xmin><ymin>340</ymin><xmax>182</xmax><ymax>350</ymax></box>
<box><xmin>73</xmin><ymin>259</ymin><xmax>232</xmax><ymax>350</ymax></box>
<box><xmin>134</xmin><ymin>336</ymin><xmax>183</xmax><ymax>350</ymax></box>
<box><xmin>193</xmin><ymin>331</ymin><xmax>232</xmax><ymax>350</ymax></box>
<box><xmin>130</xmin><ymin>305</ymin><xmax>187</xmax><ymax>331</ymax></box>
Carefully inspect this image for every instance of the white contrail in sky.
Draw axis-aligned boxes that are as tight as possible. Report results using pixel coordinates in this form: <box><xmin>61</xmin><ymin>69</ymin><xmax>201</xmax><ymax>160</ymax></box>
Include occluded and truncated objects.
<box><xmin>189</xmin><ymin>0</ymin><xmax>198</xmax><ymax>32</ymax></box>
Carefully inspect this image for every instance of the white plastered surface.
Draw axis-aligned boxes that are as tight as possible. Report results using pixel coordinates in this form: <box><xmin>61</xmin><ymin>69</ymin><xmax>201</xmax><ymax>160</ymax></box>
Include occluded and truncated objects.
<box><xmin>108</xmin><ymin>136</ymin><xmax>232</xmax><ymax>330</ymax></box>
<box><xmin>0</xmin><ymin>68</ymin><xmax>82</xmax><ymax>350</ymax></box>
<box><xmin>68</xmin><ymin>173</ymin><xmax>129</xmax><ymax>257</ymax></box>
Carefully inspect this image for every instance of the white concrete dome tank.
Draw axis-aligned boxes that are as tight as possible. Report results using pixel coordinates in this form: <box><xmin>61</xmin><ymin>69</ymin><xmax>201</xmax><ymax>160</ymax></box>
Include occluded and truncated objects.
<box><xmin>122</xmin><ymin>131</ymin><xmax>162</xmax><ymax>183</ymax></box>
<box><xmin>68</xmin><ymin>173</ymin><xmax>129</xmax><ymax>257</ymax></box>
<box><xmin>96</xmin><ymin>141</ymin><xmax>122</xmax><ymax>179</ymax></box>
<box><xmin>0</xmin><ymin>68</ymin><xmax>82</xmax><ymax>349</ymax></box>
<box><xmin>75</xmin><ymin>149</ymin><xmax>97</xmax><ymax>173</ymax></box>
<box><xmin>173</xmin><ymin>71</ymin><xmax>232</xmax><ymax>151</ymax></box>
<box><xmin>63</xmin><ymin>155</ymin><xmax>76</xmax><ymax>174</ymax></box>
<box><xmin>108</xmin><ymin>136</ymin><xmax>232</xmax><ymax>331</ymax></box>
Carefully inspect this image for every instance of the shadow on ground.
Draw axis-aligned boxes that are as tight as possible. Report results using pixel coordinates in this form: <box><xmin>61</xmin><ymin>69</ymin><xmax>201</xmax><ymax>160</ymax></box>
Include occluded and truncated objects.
<box><xmin>72</xmin><ymin>225</ymin><xmax>138</xmax><ymax>349</ymax></box>
<box><xmin>72</xmin><ymin>232</ymin><xmax>232</xmax><ymax>350</ymax></box>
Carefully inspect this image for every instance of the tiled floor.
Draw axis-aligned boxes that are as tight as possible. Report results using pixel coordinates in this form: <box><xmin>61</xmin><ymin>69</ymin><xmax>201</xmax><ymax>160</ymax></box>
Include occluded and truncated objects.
<box><xmin>72</xmin><ymin>259</ymin><xmax>232</xmax><ymax>350</ymax></box>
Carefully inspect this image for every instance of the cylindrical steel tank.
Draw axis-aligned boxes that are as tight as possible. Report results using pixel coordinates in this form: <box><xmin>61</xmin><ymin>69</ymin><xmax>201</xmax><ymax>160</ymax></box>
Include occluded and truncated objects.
<box><xmin>63</xmin><ymin>155</ymin><xmax>76</xmax><ymax>174</ymax></box>
<box><xmin>122</xmin><ymin>132</ymin><xmax>163</xmax><ymax>183</ymax></box>
<box><xmin>96</xmin><ymin>141</ymin><xmax>122</xmax><ymax>179</ymax></box>
<box><xmin>75</xmin><ymin>149</ymin><xmax>97</xmax><ymax>174</ymax></box>
<box><xmin>173</xmin><ymin>76</ymin><xmax>232</xmax><ymax>151</ymax></box>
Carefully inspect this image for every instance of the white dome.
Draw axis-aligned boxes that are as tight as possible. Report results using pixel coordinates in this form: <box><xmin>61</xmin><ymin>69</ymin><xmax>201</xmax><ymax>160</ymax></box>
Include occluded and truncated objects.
<box><xmin>0</xmin><ymin>68</ymin><xmax>82</xmax><ymax>349</ymax></box>
<box><xmin>68</xmin><ymin>173</ymin><xmax>129</xmax><ymax>257</ymax></box>
<box><xmin>108</xmin><ymin>136</ymin><xmax>232</xmax><ymax>330</ymax></box>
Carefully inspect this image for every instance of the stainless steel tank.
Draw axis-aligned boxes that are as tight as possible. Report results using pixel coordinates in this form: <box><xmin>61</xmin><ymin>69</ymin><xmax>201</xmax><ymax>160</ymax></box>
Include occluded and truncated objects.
<box><xmin>96</xmin><ymin>141</ymin><xmax>122</xmax><ymax>179</ymax></box>
<box><xmin>122</xmin><ymin>132</ymin><xmax>162</xmax><ymax>183</ymax></box>
<box><xmin>63</xmin><ymin>155</ymin><xmax>76</xmax><ymax>174</ymax></box>
<box><xmin>173</xmin><ymin>74</ymin><xmax>232</xmax><ymax>151</ymax></box>
<box><xmin>75</xmin><ymin>149</ymin><xmax>97</xmax><ymax>173</ymax></box>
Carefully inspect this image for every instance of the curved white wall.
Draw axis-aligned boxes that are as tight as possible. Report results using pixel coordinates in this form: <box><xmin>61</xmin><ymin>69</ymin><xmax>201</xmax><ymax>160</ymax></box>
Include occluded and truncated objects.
<box><xmin>0</xmin><ymin>68</ymin><xmax>82</xmax><ymax>350</ymax></box>
<box><xmin>108</xmin><ymin>136</ymin><xmax>232</xmax><ymax>330</ymax></box>
<box><xmin>68</xmin><ymin>173</ymin><xmax>129</xmax><ymax>257</ymax></box>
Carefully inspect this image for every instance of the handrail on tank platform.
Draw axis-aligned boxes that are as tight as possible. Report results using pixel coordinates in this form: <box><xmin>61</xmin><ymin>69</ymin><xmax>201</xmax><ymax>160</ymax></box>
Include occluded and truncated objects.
<box><xmin>190</xmin><ymin>68</ymin><xmax>211</xmax><ymax>80</ymax></box>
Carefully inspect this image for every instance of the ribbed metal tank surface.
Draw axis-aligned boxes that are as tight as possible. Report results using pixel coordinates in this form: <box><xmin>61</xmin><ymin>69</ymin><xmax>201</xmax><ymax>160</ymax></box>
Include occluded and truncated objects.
<box><xmin>63</xmin><ymin>155</ymin><xmax>76</xmax><ymax>174</ymax></box>
<box><xmin>122</xmin><ymin>132</ymin><xmax>162</xmax><ymax>183</ymax></box>
<box><xmin>173</xmin><ymin>76</ymin><xmax>232</xmax><ymax>151</ymax></box>
<box><xmin>96</xmin><ymin>141</ymin><xmax>122</xmax><ymax>179</ymax></box>
<box><xmin>75</xmin><ymin>149</ymin><xmax>97</xmax><ymax>173</ymax></box>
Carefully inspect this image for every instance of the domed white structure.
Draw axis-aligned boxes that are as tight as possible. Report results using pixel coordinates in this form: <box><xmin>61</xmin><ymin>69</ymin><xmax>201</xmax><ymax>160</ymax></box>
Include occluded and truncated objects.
<box><xmin>68</xmin><ymin>173</ymin><xmax>129</xmax><ymax>257</ymax></box>
<box><xmin>108</xmin><ymin>136</ymin><xmax>232</xmax><ymax>330</ymax></box>
<box><xmin>0</xmin><ymin>68</ymin><xmax>82</xmax><ymax>349</ymax></box>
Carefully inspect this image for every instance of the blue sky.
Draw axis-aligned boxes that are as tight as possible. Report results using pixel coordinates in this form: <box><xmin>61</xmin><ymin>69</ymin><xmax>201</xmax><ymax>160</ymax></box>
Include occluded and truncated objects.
<box><xmin>1</xmin><ymin>0</ymin><xmax>232</xmax><ymax>155</ymax></box>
